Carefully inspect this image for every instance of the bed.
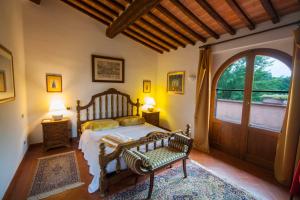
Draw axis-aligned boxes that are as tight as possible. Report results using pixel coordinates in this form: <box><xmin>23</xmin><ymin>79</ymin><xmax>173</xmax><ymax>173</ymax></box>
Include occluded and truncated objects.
<box><xmin>76</xmin><ymin>88</ymin><xmax>191</xmax><ymax>196</ymax></box>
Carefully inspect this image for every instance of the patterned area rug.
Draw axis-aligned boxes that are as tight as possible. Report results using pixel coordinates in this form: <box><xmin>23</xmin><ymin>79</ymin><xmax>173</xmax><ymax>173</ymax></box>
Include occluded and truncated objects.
<box><xmin>28</xmin><ymin>151</ymin><xmax>84</xmax><ymax>200</ymax></box>
<box><xmin>109</xmin><ymin>160</ymin><xmax>259</xmax><ymax>200</ymax></box>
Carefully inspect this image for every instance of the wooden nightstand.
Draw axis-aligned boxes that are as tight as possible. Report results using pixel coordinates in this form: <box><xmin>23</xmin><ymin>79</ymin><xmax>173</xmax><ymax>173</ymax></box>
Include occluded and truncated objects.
<box><xmin>142</xmin><ymin>111</ymin><xmax>159</xmax><ymax>127</ymax></box>
<box><xmin>41</xmin><ymin>118</ymin><xmax>71</xmax><ymax>151</ymax></box>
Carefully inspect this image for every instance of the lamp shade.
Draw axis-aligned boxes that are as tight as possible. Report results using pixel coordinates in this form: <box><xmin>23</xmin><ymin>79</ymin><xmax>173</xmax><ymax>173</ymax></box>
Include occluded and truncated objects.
<box><xmin>49</xmin><ymin>99</ymin><xmax>66</xmax><ymax>120</ymax></box>
<box><xmin>144</xmin><ymin>97</ymin><xmax>156</xmax><ymax>106</ymax></box>
<box><xmin>144</xmin><ymin>97</ymin><xmax>156</xmax><ymax>112</ymax></box>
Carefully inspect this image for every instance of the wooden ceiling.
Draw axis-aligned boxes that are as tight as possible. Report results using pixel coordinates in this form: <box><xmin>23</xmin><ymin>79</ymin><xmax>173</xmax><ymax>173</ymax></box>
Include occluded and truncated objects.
<box><xmin>36</xmin><ymin>0</ymin><xmax>300</xmax><ymax>53</ymax></box>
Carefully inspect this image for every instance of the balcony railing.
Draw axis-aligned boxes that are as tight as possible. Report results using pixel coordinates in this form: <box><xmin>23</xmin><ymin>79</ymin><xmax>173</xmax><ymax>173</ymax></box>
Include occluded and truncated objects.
<box><xmin>215</xmin><ymin>99</ymin><xmax>287</xmax><ymax>132</ymax></box>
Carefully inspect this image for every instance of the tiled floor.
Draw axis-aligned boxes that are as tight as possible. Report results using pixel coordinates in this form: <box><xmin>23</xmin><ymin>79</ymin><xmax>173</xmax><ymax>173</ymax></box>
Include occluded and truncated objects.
<box><xmin>4</xmin><ymin>140</ymin><xmax>290</xmax><ymax>200</ymax></box>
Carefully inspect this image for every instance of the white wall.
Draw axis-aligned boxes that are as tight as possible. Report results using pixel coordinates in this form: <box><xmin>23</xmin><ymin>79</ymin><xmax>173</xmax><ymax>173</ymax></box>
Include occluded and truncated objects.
<box><xmin>23</xmin><ymin>0</ymin><xmax>158</xmax><ymax>144</ymax></box>
<box><xmin>0</xmin><ymin>0</ymin><xmax>28</xmax><ymax>198</ymax></box>
<box><xmin>157</xmin><ymin>17</ymin><xmax>298</xmax><ymax>136</ymax></box>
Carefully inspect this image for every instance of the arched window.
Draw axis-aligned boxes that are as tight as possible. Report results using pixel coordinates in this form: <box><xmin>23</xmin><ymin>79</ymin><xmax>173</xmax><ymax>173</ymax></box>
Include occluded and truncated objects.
<box><xmin>210</xmin><ymin>48</ymin><xmax>292</xmax><ymax>168</ymax></box>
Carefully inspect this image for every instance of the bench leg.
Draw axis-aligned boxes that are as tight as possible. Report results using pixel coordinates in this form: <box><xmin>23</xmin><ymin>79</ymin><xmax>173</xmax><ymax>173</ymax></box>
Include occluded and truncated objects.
<box><xmin>147</xmin><ymin>172</ymin><xmax>154</xmax><ymax>199</ymax></box>
<box><xmin>183</xmin><ymin>159</ymin><xmax>187</xmax><ymax>178</ymax></box>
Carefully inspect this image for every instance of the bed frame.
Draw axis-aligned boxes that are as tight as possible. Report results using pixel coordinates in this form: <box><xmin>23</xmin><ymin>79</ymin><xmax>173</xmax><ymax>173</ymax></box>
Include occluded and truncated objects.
<box><xmin>76</xmin><ymin>88</ymin><xmax>191</xmax><ymax>197</ymax></box>
<box><xmin>76</xmin><ymin>88</ymin><xmax>140</xmax><ymax>137</ymax></box>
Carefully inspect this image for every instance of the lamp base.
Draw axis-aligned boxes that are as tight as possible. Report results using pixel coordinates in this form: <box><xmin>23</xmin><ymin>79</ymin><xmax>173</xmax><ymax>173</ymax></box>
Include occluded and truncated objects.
<box><xmin>147</xmin><ymin>108</ymin><xmax>154</xmax><ymax>112</ymax></box>
<box><xmin>52</xmin><ymin>114</ymin><xmax>63</xmax><ymax>121</ymax></box>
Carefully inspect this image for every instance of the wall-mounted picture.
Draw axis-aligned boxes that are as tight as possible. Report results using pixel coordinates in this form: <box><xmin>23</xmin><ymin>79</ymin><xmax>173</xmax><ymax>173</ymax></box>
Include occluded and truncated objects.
<box><xmin>143</xmin><ymin>80</ymin><xmax>151</xmax><ymax>93</ymax></box>
<box><xmin>46</xmin><ymin>74</ymin><xmax>62</xmax><ymax>92</ymax></box>
<box><xmin>0</xmin><ymin>44</ymin><xmax>15</xmax><ymax>103</ymax></box>
<box><xmin>167</xmin><ymin>71</ymin><xmax>185</xmax><ymax>94</ymax></box>
<box><xmin>92</xmin><ymin>55</ymin><xmax>124</xmax><ymax>83</ymax></box>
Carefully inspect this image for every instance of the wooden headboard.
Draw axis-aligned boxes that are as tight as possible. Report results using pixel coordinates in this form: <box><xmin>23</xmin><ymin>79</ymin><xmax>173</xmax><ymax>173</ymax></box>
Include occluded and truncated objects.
<box><xmin>76</xmin><ymin>88</ymin><xmax>140</xmax><ymax>136</ymax></box>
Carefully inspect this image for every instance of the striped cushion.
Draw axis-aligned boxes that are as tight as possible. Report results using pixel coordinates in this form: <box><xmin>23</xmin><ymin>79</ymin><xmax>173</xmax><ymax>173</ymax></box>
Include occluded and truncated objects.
<box><xmin>169</xmin><ymin>140</ymin><xmax>189</xmax><ymax>153</ymax></box>
<box><xmin>132</xmin><ymin>150</ymin><xmax>151</xmax><ymax>168</ymax></box>
<box><xmin>144</xmin><ymin>147</ymin><xmax>186</xmax><ymax>170</ymax></box>
<box><xmin>174</xmin><ymin>133</ymin><xmax>191</xmax><ymax>146</ymax></box>
<box><xmin>123</xmin><ymin>149</ymin><xmax>145</xmax><ymax>175</ymax></box>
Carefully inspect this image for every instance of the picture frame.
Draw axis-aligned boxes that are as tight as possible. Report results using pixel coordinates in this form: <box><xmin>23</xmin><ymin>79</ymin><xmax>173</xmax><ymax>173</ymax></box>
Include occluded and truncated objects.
<box><xmin>0</xmin><ymin>70</ymin><xmax>6</xmax><ymax>92</ymax></box>
<box><xmin>167</xmin><ymin>71</ymin><xmax>185</xmax><ymax>94</ymax></box>
<box><xmin>92</xmin><ymin>55</ymin><xmax>124</xmax><ymax>83</ymax></box>
<box><xmin>0</xmin><ymin>44</ymin><xmax>15</xmax><ymax>104</ymax></box>
<box><xmin>46</xmin><ymin>74</ymin><xmax>62</xmax><ymax>92</ymax></box>
<box><xmin>143</xmin><ymin>80</ymin><xmax>151</xmax><ymax>93</ymax></box>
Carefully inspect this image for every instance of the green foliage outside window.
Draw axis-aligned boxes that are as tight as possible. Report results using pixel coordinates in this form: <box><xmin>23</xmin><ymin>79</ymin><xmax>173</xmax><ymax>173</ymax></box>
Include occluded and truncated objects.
<box><xmin>217</xmin><ymin>56</ymin><xmax>290</xmax><ymax>102</ymax></box>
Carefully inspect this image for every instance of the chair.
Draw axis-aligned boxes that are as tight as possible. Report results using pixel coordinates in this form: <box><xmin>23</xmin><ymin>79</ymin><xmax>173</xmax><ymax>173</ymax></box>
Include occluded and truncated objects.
<box><xmin>290</xmin><ymin>160</ymin><xmax>300</xmax><ymax>200</ymax></box>
<box><xmin>122</xmin><ymin>133</ymin><xmax>193</xmax><ymax>199</ymax></box>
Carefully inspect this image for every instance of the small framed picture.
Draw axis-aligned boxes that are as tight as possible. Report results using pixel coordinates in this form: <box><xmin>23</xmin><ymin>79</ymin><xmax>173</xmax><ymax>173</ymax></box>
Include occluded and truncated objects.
<box><xmin>0</xmin><ymin>44</ymin><xmax>15</xmax><ymax>104</ymax></box>
<box><xmin>143</xmin><ymin>80</ymin><xmax>151</xmax><ymax>93</ymax></box>
<box><xmin>92</xmin><ymin>55</ymin><xmax>124</xmax><ymax>83</ymax></box>
<box><xmin>167</xmin><ymin>71</ymin><xmax>185</xmax><ymax>94</ymax></box>
<box><xmin>46</xmin><ymin>74</ymin><xmax>62</xmax><ymax>92</ymax></box>
<box><xmin>0</xmin><ymin>70</ymin><xmax>6</xmax><ymax>92</ymax></box>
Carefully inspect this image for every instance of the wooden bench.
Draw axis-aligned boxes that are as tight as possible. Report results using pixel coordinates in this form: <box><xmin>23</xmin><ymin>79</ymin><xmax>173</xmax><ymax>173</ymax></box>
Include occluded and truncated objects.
<box><xmin>122</xmin><ymin>131</ymin><xmax>193</xmax><ymax>199</ymax></box>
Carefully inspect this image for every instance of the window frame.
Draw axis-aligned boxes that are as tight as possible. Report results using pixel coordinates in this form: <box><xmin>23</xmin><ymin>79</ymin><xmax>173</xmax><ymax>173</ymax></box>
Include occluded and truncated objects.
<box><xmin>210</xmin><ymin>48</ymin><xmax>292</xmax><ymax>129</ymax></box>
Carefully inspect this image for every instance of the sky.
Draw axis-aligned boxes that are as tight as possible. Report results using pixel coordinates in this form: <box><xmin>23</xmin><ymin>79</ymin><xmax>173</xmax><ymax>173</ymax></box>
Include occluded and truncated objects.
<box><xmin>264</xmin><ymin>57</ymin><xmax>291</xmax><ymax>77</ymax></box>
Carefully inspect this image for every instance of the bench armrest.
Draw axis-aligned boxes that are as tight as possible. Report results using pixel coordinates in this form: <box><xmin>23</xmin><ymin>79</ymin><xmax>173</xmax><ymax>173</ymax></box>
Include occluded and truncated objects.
<box><xmin>122</xmin><ymin>149</ymin><xmax>150</xmax><ymax>175</ymax></box>
<box><xmin>169</xmin><ymin>133</ymin><xmax>193</xmax><ymax>154</ymax></box>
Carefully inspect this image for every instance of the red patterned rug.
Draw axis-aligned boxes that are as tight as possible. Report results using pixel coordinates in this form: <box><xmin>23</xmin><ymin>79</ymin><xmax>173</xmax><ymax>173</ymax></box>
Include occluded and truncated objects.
<box><xmin>28</xmin><ymin>151</ymin><xmax>84</xmax><ymax>200</ymax></box>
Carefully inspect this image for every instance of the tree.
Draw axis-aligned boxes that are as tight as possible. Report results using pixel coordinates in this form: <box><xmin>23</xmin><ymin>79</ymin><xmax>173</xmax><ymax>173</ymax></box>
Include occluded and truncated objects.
<box><xmin>217</xmin><ymin>56</ymin><xmax>290</xmax><ymax>102</ymax></box>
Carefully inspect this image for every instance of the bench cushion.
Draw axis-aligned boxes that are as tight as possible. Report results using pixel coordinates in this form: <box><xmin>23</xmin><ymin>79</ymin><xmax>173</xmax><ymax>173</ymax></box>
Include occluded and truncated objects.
<box><xmin>144</xmin><ymin>147</ymin><xmax>186</xmax><ymax>170</ymax></box>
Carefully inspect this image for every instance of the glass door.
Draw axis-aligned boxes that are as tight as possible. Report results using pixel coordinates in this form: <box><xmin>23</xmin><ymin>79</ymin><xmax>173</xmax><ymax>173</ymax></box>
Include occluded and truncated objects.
<box><xmin>210</xmin><ymin>49</ymin><xmax>292</xmax><ymax>168</ymax></box>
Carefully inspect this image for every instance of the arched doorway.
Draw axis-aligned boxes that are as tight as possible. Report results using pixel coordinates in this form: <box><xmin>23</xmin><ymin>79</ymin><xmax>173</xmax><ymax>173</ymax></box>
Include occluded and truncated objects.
<box><xmin>210</xmin><ymin>48</ymin><xmax>292</xmax><ymax>169</ymax></box>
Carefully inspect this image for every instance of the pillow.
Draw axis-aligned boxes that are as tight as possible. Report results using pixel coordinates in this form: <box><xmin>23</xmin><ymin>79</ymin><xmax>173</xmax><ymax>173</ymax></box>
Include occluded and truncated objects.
<box><xmin>116</xmin><ymin>116</ymin><xmax>145</xmax><ymax>126</ymax></box>
<box><xmin>81</xmin><ymin>119</ymin><xmax>119</xmax><ymax>131</ymax></box>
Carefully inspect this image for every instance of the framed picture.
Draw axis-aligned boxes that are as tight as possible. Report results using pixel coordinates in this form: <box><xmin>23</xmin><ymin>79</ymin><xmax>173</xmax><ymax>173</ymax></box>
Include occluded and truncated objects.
<box><xmin>92</xmin><ymin>55</ymin><xmax>124</xmax><ymax>83</ymax></box>
<box><xmin>143</xmin><ymin>80</ymin><xmax>151</xmax><ymax>93</ymax></box>
<box><xmin>46</xmin><ymin>74</ymin><xmax>62</xmax><ymax>92</ymax></box>
<box><xmin>167</xmin><ymin>71</ymin><xmax>185</xmax><ymax>94</ymax></box>
<box><xmin>0</xmin><ymin>44</ymin><xmax>15</xmax><ymax>103</ymax></box>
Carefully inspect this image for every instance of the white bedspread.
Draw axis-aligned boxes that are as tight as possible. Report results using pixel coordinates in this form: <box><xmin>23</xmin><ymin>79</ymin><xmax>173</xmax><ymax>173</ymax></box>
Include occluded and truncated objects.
<box><xmin>78</xmin><ymin>123</ymin><xmax>166</xmax><ymax>193</ymax></box>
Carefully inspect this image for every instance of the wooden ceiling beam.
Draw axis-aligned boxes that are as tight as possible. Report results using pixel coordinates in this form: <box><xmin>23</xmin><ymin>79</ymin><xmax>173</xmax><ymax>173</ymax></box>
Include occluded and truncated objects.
<box><xmin>260</xmin><ymin>0</ymin><xmax>280</xmax><ymax>24</ymax></box>
<box><xmin>104</xmin><ymin>0</ymin><xmax>126</xmax><ymax>11</ymax></box>
<box><xmin>123</xmin><ymin>32</ymin><xmax>164</xmax><ymax>54</ymax></box>
<box><xmin>147</xmin><ymin>12</ymin><xmax>195</xmax><ymax>45</ymax></box>
<box><xmin>106</xmin><ymin>0</ymin><xmax>161</xmax><ymax>38</ymax></box>
<box><xmin>139</xmin><ymin>18</ymin><xmax>185</xmax><ymax>47</ymax></box>
<box><xmin>92</xmin><ymin>0</ymin><xmax>181</xmax><ymax>49</ymax></box>
<box><xmin>62</xmin><ymin>0</ymin><xmax>167</xmax><ymax>53</ymax></box>
<box><xmin>226</xmin><ymin>0</ymin><xmax>255</xmax><ymax>30</ymax></box>
<box><xmin>123</xmin><ymin>0</ymin><xmax>133</xmax><ymax>4</ymax></box>
<box><xmin>89</xmin><ymin>0</ymin><xmax>119</xmax><ymax>17</ymax></box>
<box><xmin>171</xmin><ymin>0</ymin><xmax>219</xmax><ymax>39</ymax></box>
<box><xmin>132</xmin><ymin>23</ymin><xmax>177</xmax><ymax>50</ymax></box>
<box><xmin>156</xmin><ymin>5</ymin><xmax>206</xmax><ymax>43</ymax></box>
<box><xmin>61</xmin><ymin>0</ymin><xmax>110</xmax><ymax>25</ymax></box>
<box><xmin>76</xmin><ymin>0</ymin><xmax>114</xmax><ymax>22</ymax></box>
<box><xmin>30</xmin><ymin>0</ymin><xmax>41</xmax><ymax>5</ymax></box>
<box><xmin>195</xmin><ymin>0</ymin><xmax>236</xmax><ymax>35</ymax></box>
<box><xmin>127</xmin><ymin>28</ymin><xmax>170</xmax><ymax>52</ymax></box>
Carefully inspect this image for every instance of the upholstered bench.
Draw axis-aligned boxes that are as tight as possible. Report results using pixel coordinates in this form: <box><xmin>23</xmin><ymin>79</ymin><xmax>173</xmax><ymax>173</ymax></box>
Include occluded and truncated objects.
<box><xmin>123</xmin><ymin>133</ymin><xmax>193</xmax><ymax>199</ymax></box>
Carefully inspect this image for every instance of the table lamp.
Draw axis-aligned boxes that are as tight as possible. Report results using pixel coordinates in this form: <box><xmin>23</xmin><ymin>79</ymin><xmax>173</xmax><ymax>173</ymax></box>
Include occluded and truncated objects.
<box><xmin>49</xmin><ymin>99</ymin><xmax>66</xmax><ymax>121</ymax></box>
<box><xmin>144</xmin><ymin>97</ymin><xmax>156</xmax><ymax>112</ymax></box>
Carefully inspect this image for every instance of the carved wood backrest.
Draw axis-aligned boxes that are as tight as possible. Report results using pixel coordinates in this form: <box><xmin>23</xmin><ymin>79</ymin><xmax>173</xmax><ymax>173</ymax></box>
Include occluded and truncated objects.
<box><xmin>99</xmin><ymin>129</ymin><xmax>192</xmax><ymax>175</ymax></box>
<box><xmin>76</xmin><ymin>88</ymin><xmax>140</xmax><ymax>136</ymax></box>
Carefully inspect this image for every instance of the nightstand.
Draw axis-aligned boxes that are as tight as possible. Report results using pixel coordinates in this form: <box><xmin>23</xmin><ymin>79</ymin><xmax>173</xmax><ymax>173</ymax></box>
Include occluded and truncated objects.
<box><xmin>41</xmin><ymin>118</ymin><xmax>71</xmax><ymax>151</ymax></box>
<box><xmin>142</xmin><ymin>111</ymin><xmax>159</xmax><ymax>127</ymax></box>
